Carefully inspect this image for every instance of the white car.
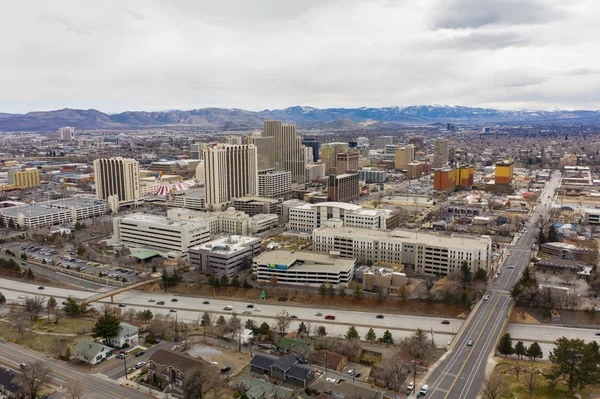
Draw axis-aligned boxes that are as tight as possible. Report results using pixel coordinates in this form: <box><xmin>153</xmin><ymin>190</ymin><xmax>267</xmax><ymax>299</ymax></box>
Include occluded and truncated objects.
<box><xmin>209</xmin><ymin>361</ymin><xmax>218</xmax><ymax>366</ymax></box>
<box><xmin>253</xmin><ymin>307</ymin><xmax>261</xmax><ymax>311</ymax></box>
<box><xmin>407</xmin><ymin>382</ymin><xmax>415</xmax><ymax>391</ymax></box>
<box><xmin>18</xmin><ymin>295</ymin><xmax>25</xmax><ymax>299</ymax></box>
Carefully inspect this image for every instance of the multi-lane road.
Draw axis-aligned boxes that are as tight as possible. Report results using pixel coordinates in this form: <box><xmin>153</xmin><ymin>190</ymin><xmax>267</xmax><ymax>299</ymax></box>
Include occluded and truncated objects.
<box><xmin>425</xmin><ymin>171</ymin><xmax>561</xmax><ymax>399</ymax></box>
<box><xmin>0</xmin><ymin>341</ymin><xmax>150</xmax><ymax>399</ymax></box>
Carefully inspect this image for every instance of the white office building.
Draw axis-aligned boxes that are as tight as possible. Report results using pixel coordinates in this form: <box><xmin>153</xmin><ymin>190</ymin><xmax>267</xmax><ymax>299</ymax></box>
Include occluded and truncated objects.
<box><xmin>313</xmin><ymin>227</ymin><xmax>492</xmax><ymax>276</ymax></box>
<box><xmin>112</xmin><ymin>213</ymin><xmax>211</xmax><ymax>259</ymax></box>
<box><xmin>59</xmin><ymin>126</ymin><xmax>75</xmax><ymax>140</ymax></box>
<box><xmin>252</xmin><ymin>250</ymin><xmax>356</xmax><ymax>288</ymax></box>
<box><xmin>288</xmin><ymin>202</ymin><xmax>390</xmax><ymax>233</ymax></box>
<box><xmin>189</xmin><ymin>235</ymin><xmax>262</xmax><ymax>277</ymax></box>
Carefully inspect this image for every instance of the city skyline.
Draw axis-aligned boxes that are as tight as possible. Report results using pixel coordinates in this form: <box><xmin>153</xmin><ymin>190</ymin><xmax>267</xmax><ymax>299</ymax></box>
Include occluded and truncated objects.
<box><xmin>1</xmin><ymin>0</ymin><xmax>599</xmax><ymax>113</ymax></box>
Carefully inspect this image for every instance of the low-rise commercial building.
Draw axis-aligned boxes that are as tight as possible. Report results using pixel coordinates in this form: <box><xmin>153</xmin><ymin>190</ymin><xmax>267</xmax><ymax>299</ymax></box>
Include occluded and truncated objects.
<box><xmin>288</xmin><ymin>201</ymin><xmax>391</xmax><ymax>233</ymax></box>
<box><xmin>258</xmin><ymin>170</ymin><xmax>292</xmax><ymax>199</ymax></box>
<box><xmin>250</xmin><ymin>213</ymin><xmax>279</xmax><ymax>234</ymax></box>
<box><xmin>313</xmin><ymin>227</ymin><xmax>492</xmax><ymax>276</ymax></box>
<box><xmin>361</xmin><ymin>266</ymin><xmax>407</xmax><ymax>295</ymax></box>
<box><xmin>252</xmin><ymin>250</ymin><xmax>356</xmax><ymax>287</ymax></box>
<box><xmin>189</xmin><ymin>235</ymin><xmax>262</xmax><ymax>277</ymax></box>
<box><xmin>233</xmin><ymin>196</ymin><xmax>281</xmax><ymax>216</ymax></box>
<box><xmin>0</xmin><ymin>196</ymin><xmax>110</xmax><ymax>229</ymax></box>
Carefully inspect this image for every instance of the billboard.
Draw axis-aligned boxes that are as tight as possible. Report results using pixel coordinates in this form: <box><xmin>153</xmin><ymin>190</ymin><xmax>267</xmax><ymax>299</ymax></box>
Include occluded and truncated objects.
<box><xmin>267</xmin><ymin>263</ymin><xmax>288</xmax><ymax>271</ymax></box>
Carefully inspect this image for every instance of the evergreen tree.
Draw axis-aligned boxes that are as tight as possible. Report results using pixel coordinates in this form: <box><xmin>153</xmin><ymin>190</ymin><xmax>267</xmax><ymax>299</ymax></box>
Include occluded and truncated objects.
<box><xmin>92</xmin><ymin>310</ymin><xmax>121</xmax><ymax>345</ymax></box>
<box><xmin>327</xmin><ymin>284</ymin><xmax>335</xmax><ymax>298</ymax></box>
<box><xmin>231</xmin><ymin>276</ymin><xmax>240</xmax><ymax>288</ymax></box>
<box><xmin>474</xmin><ymin>268</ymin><xmax>487</xmax><ymax>281</ymax></box>
<box><xmin>258</xmin><ymin>322</ymin><xmax>271</xmax><ymax>336</ymax></box>
<box><xmin>547</xmin><ymin>226</ymin><xmax>558</xmax><ymax>242</ymax></box>
<box><xmin>318</xmin><ymin>283</ymin><xmax>327</xmax><ymax>297</ymax></box>
<box><xmin>460</xmin><ymin>261</ymin><xmax>472</xmax><ymax>288</ymax></box>
<box><xmin>27</xmin><ymin>268</ymin><xmax>34</xmax><ymax>280</ymax></box>
<box><xmin>538</xmin><ymin>229</ymin><xmax>546</xmax><ymax>245</ymax></box>
<box><xmin>382</xmin><ymin>330</ymin><xmax>394</xmax><ymax>346</ymax></box>
<box><xmin>527</xmin><ymin>342</ymin><xmax>543</xmax><ymax>361</ymax></box>
<box><xmin>352</xmin><ymin>283</ymin><xmax>363</xmax><ymax>299</ymax></box>
<box><xmin>345</xmin><ymin>326</ymin><xmax>359</xmax><ymax>340</ymax></box>
<box><xmin>220</xmin><ymin>274</ymin><xmax>229</xmax><ymax>287</ymax></box>
<box><xmin>0</xmin><ymin>293</ymin><xmax>5</xmax><ymax>304</ymax></box>
<box><xmin>316</xmin><ymin>325</ymin><xmax>327</xmax><ymax>337</ymax></box>
<box><xmin>515</xmin><ymin>341</ymin><xmax>527</xmax><ymax>360</ymax></box>
<box><xmin>365</xmin><ymin>328</ymin><xmax>377</xmax><ymax>344</ymax></box>
<box><xmin>242</xmin><ymin>279</ymin><xmax>252</xmax><ymax>289</ymax></box>
<box><xmin>548</xmin><ymin>337</ymin><xmax>600</xmax><ymax>391</ymax></box>
<box><xmin>497</xmin><ymin>333</ymin><xmax>514</xmax><ymax>357</ymax></box>
<box><xmin>338</xmin><ymin>288</ymin><xmax>347</xmax><ymax>298</ymax></box>
<box><xmin>297</xmin><ymin>322</ymin><xmax>308</xmax><ymax>335</ymax></box>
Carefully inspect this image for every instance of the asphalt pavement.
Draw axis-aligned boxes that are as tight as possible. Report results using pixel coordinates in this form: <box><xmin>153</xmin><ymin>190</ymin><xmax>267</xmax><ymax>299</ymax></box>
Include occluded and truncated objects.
<box><xmin>0</xmin><ymin>341</ymin><xmax>151</xmax><ymax>399</ymax></box>
<box><xmin>424</xmin><ymin>171</ymin><xmax>562</xmax><ymax>399</ymax></box>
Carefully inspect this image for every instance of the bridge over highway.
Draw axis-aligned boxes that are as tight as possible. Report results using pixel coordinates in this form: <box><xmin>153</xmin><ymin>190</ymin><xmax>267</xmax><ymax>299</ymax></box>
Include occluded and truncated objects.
<box><xmin>80</xmin><ymin>278</ymin><xmax>161</xmax><ymax>304</ymax></box>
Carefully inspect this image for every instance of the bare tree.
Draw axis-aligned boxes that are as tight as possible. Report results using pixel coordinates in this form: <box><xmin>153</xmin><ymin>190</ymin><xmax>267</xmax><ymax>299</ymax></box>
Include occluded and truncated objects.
<box><xmin>514</xmin><ymin>357</ymin><xmax>524</xmax><ymax>381</ymax></box>
<box><xmin>124</xmin><ymin>308</ymin><xmax>136</xmax><ymax>324</ymax></box>
<box><xmin>523</xmin><ymin>369</ymin><xmax>537</xmax><ymax>399</ymax></box>
<box><xmin>18</xmin><ymin>361</ymin><xmax>52</xmax><ymax>399</ymax></box>
<box><xmin>183</xmin><ymin>366</ymin><xmax>218</xmax><ymax>399</ymax></box>
<box><xmin>66</xmin><ymin>379</ymin><xmax>84</xmax><ymax>399</ymax></box>
<box><xmin>480</xmin><ymin>370</ymin><xmax>510</xmax><ymax>399</ymax></box>
<box><xmin>380</xmin><ymin>353</ymin><xmax>412</xmax><ymax>392</ymax></box>
<box><xmin>275</xmin><ymin>310</ymin><xmax>292</xmax><ymax>335</ymax></box>
<box><xmin>15</xmin><ymin>316</ymin><xmax>29</xmax><ymax>341</ymax></box>
<box><xmin>25</xmin><ymin>296</ymin><xmax>46</xmax><ymax>321</ymax></box>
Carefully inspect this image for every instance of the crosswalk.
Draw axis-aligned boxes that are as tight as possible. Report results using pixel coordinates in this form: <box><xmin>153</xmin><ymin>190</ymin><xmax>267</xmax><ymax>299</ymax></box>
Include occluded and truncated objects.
<box><xmin>490</xmin><ymin>289</ymin><xmax>510</xmax><ymax>294</ymax></box>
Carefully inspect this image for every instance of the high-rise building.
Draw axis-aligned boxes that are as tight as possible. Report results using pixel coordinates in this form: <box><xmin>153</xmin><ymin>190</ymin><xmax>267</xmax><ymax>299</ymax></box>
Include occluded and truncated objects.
<box><xmin>359</xmin><ymin>168</ymin><xmax>387</xmax><ymax>183</ymax></box>
<box><xmin>59</xmin><ymin>127</ymin><xmax>75</xmax><ymax>140</ymax></box>
<box><xmin>302</xmin><ymin>138</ymin><xmax>320</xmax><ymax>162</ymax></box>
<box><xmin>356</xmin><ymin>137</ymin><xmax>369</xmax><ymax>147</ymax></box>
<box><xmin>336</xmin><ymin>152</ymin><xmax>359</xmax><ymax>174</ymax></box>
<box><xmin>258</xmin><ymin>170</ymin><xmax>292</xmax><ymax>199</ymax></box>
<box><xmin>227</xmin><ymin>136</ymin><xmax>243</xmax><ymax>145</ymax></box>
<box><xmin>203</xmin><ymin>144</ymin><xmax>258</xmax><ymax>209</ymax></box>
<box><xmin>495</xmin><ymin>159</ymin><xmax>514</xmax><ymax>185</ymax></box>
<box><xmin>433</xmin><ymin>165</ymin><xmax>474</xmax><ymax>191</ymax></box>
<box><xmin>263</xmin><ymin>120</ymin><xmax>306</xmax><ymax>184</ymax></box>
<box><xmin>327</xmin><ymin>173</ymin><xmax>359</xmax><ymax>203</ymax></box>
<box><xmin>247</xmin><ymin>135</ymin><xmax>275</xmax><ymax>172</ymax></box>
<box><xmin>94</xmin><ymin>157</ymin><xmax>140</xmax><ymax>202</ymax></box>
<box><xmin>320</xmin><ymin>142</ymin><xmax>349</xmax><ymax>173</ymax></box>
<box><xmin>394</xmin><ymin>145</ymin><xmax>415</xmax><ymax>170</ymax></box>
<box><xmin>190</xmin><ymin>142</ymin><xmax>204</xmax><ymax>160</ymax></box>
<box><xmin>7</xmin><ymin>168</ymin><xmax>40</xmax><ymax>189</ymax></box>
<box><xmin>306</xmin><ymin>163</ymin><xmax>326</xmax><ymax>183</ymax></box>
<box><xmin>433</xmin><ymin>139</ymin><xmax>449</xmax><ymax>169</ymax></box>
<box><xmin>373</xmin><ymin>136</ymin><xmax>393</xmax><ymax>149</ymax></box>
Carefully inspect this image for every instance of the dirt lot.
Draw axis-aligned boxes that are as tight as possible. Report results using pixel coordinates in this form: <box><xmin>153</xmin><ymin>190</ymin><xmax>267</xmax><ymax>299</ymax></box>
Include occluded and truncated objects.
<box><xmin>186</xmin><ymin>338</ymin><xmax>251</xmax><ymax>374</ymax></box>
<box><xmin>169</xmin><ymin>283</ymin><xmax>467</xmax><ymax>318</ymax></box>
<box><xmin>517</xmin><ymin>306</ymin><xmax>600</xmax><ymax>326</ymax></box>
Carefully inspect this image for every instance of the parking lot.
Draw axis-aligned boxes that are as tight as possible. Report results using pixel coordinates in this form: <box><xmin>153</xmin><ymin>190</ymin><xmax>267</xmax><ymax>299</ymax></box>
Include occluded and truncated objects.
<box><xmin>3</xmin><ymin>241</ymin><xmax>142</xmax><ymax>283</ymax></box>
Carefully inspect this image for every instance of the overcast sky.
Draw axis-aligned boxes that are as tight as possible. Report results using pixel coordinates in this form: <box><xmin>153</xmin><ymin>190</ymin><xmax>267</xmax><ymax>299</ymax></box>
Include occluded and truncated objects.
<box><xmin>1</xmin><ymin>0</ymin><xmax>599</xmax><ymax>113</ymax></box>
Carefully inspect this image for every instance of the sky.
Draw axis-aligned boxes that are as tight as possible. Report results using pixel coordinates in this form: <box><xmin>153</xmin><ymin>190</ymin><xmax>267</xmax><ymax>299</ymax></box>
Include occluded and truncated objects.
<box><xmin>1</xmin><ymin>0</ymin><xmax>600</xmax><ymax>114</ymax></box>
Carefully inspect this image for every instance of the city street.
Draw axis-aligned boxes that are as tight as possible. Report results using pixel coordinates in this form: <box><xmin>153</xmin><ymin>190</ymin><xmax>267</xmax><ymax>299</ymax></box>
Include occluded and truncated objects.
<box><xmin>424</xmin><ymin>171</ymin><xmax>562</xmax><ymax>399</ymax></box>
<box><xmin>0</xmin><ymin>341</ymin><xmax>151</xmax><ymax>399</ymax></box>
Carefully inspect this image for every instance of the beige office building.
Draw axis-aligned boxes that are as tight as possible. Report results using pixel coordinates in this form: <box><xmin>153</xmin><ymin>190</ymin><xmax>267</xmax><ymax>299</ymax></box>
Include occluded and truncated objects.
<box><xmin>320</xmin><ymin>142</ymin><xmax>349</xmax><ymax>173</ymax></box>
<box><xmin>433</xmin><ymin>139</ymin><xmax>449</xmax><ymax>169</ymax></box>
<box><xmin>203</xmin><ymin>143</ymin><xmax>258</xmax><ymax>209</ymax></box>
<box><xmin>394</xmin><ymin>145</ymin><xmax>415</xmax><ymax>170</ymax></box>
<box><xmin>94</xmin><ymin>157</ymin><xmax>140</xmax><ymax>203</ymax></box>
<box><xmin>247</xmin><ymin>135</ymin><xmax>275</xmax><ymax>172</ymax></box>
<box><xmin>262</xmin><ymin>120</ymin><xmax>306</xmax><ymax>184</ymax></box>
<box><xmin>336</xmin><ymin>152</ymin><xmax>359</xmax><ymax>174</ymax></box>
<box><xmin>59</xmin><ymin>126</ymin><xmax>75</xmax><ymax>140</ymax></box>
<box><xmin>258</xmin><ymin>170</ymin><xmax>292</xmax><ymax>199</ymax></box>
<box><xmin>8</xmin><ymin>168</ymin><xmax>40</xmax><ymax>189</ymax></box>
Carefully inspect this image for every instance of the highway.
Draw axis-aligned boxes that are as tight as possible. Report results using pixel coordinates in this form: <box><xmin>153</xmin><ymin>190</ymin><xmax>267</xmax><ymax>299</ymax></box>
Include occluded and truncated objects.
<box><xmin>0</xmin><ymin>342</ymin><xmax>150</xmax><ymax>399</ymax></box>
<box><xmin>425</xmin><ymin>171</ymin><xmax>561</xmax><ymax>399</ymax></box>
<box><xmin>0</xmin><ymin>278</ymin><xmax>460</xmax><ymax>344</ymax></box>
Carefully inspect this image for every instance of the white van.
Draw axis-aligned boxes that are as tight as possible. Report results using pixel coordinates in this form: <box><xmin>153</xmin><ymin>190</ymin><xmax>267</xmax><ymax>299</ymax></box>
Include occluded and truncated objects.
<box><xmin>419</xmin><ymin>384</ymin><xmax>430</xmax><ymax>395</ymax></box>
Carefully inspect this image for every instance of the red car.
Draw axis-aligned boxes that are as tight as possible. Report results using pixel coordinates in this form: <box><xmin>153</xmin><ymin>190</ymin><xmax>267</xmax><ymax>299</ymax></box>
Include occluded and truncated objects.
<box><xmin>324</xmin><ymin>315</ymin><xmax>336</xmax><ymax>320</ymax></box>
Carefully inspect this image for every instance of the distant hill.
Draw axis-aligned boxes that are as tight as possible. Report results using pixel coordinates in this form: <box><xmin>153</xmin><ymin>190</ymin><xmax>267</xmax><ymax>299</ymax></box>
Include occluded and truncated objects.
<box><xmin>0</xmin><ymin>105</ymin><xmax>599</xmax><ymax>131</ymax></box>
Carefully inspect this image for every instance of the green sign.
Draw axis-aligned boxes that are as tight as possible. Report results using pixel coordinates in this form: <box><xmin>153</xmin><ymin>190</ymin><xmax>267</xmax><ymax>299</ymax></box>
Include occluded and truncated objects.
<box><xmin>259</xmin><ymin>291</ymin><xmax>265</xmax><ymax>300</ymax></box>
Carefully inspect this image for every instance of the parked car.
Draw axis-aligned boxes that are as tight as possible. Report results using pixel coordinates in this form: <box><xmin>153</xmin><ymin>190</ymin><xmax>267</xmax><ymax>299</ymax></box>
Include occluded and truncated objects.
<box><xmin>135</xmin><ymin>351</ymin><xmax>145</xmax><ymax>357</ymax></box>
<box><xmin>116</xmin><ymin>354</ymin><xmax>126</xmax><ymax>359</ymax></box>
<box><xmin>220</xmin><ymin>366</ymin><xmax>231</xmax><ymax>373</ymax></box>
<box><xmin>407</xmin><ymin>382</ymin><xmax>415</xmax><ymax>391</ymax></box>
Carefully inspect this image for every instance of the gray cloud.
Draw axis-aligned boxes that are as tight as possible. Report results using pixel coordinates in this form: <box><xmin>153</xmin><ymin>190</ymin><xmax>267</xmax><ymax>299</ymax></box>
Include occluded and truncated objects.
<box><xmin>431</xmin><ymin>0</ymin><xmax>563</xmax><ymax>30</ymax></box>
<box><xmin>0</xmin><ymin>0</ymin><xmax>598</xmax><ymax>113</ymax></box>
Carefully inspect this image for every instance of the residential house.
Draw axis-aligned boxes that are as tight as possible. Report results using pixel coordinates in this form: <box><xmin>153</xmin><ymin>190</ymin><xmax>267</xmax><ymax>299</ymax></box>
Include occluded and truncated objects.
<box><xmin>233</xmin><ymin>375</ymin><xmax>295</xmax><ymax>399</ymax></box>
<box><xmin>147</xmin><ymin>349</ymin><xmax>209</xmax><ymax>388</ymax></box>
<box><xmin>311</xmin><ymin>379</ymin><xmax>383</xmax><ymax>399</ymax></box>
<box><xmin>75</xmin><ymin>339</ymin><xmax>112</xmax><ymax>365</ymax></box>
<box><xmin>278</xmin><ymin>336</ymin><xmax>311</xmax><ymax>354</ymax></box>
<box><xmin>0</xmin><ymin>368</ymin><xmax>22</xmax><ymax>398</ymax></box>
<box><xmin>108</xmin><ymin>322</ymin><xmax>139</xmax><ymax>348</ymax></box>
<box><xmin>310</xmin><ymin>350</ymin><xmax>347</xmax><ymax>372</ymax></box>
<box><xmin>249</xmin><ymin>353</ymin><xmax>314</xmax><ymax>388</ymax></box>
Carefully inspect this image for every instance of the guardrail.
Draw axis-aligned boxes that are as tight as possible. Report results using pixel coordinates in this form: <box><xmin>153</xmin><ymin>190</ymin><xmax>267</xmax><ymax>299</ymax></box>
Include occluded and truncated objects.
<box><xmin>31</xmin><ymin>262</ymin><xmax>125</xmax><ymax>288</ymax></box>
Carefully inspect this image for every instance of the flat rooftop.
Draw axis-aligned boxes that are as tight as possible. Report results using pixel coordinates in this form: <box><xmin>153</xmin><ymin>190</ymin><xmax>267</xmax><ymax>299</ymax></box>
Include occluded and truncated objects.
<box><xmin>121</xmin><ymin>213</ymin><xmax>208</xmax><ymax>228</ymax></box>
<box><xmin>254</xmin><ymin>250</ymin><xmax>355</xmax><ymax>273</ymax></box>
<box><xmin>314</xmin><ymin>227</ymin><xmax>491</xmax><ymax>248</ymax></box>
<box><xmin>192</xmin><ymin>235</ymin><xmax>260</xmax><ymax>254</ymax></box>
<box><xmin>1</xmin><ymin>196</ymin><xmax>107</xmax><ymax>217</ymax></box>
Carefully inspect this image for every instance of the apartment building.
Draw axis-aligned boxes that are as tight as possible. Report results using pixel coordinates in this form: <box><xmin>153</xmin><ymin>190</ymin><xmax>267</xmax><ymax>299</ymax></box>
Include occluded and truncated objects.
<box><xmin>7</xmin><ymin>168</ymin><xmax>40</xmax><ymax>189</ymax></box>
<box><xmin>433</xmin><ymin>139</ymin><xmax>449</xmax><ymax>169</ymax></box>
<box><xmin>336</xmin><ymin>152</ymin><xmax>359</xmax><ymax>174</ymax></box>
<box><xmin>252</xmin><ymin>250</ymin><xmax>356</xmax><ymax>287</ymax></box>
<box><xmin>59</xmin><ymin>126</ymin><xmax>75</xmax><ymax>140</ymax></box>
<box><xmin>258</xmin><ymin>170</ymin><xmax>292</xmax><ymax>199</ymax></box>
<box><xmin>327</xmin><ymin>173</ymin><xmax>359</xmax><ymax>202</ymax></box>
<box><xmin>359</xmin><ymin>168</ymin><xmax>387</xmax><ymax>183</ymax></box>
<box><xmin>312</xmin><ymin>227</ymin><xmax>492</xmax><ymax>276</ymax></box>
<box><xmin>394</xmin><ymin>145</ymin><xmax>415</xmax><ymax>170</ymax></box>
<box><xmin>189</xmin><ymin>235</ymin><xmax>262</xmax><ymax>277</ymax></box>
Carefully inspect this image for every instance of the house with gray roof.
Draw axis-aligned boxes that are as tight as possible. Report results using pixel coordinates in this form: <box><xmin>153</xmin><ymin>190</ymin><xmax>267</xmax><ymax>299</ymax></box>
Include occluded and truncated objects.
<box><xmin>75</xmin><ymin>339</ymin><xmax>113</xmax><ymax>365</ymax></box>
<box><xmin>108</xmin><ymin>322</ymin><xmax>139</xmax><ymax>348</ymax></box>
<box><xmin>249</xmin><ymin>353</ymin><xmax>314</xmax><ymax>388</ymax></box>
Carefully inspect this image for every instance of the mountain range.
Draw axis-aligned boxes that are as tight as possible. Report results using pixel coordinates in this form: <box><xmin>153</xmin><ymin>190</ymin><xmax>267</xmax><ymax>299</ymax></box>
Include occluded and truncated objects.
<box><xmin>0</xmin><ymin>105</ymin><xmax>599</xmax><ymax>131</ymax></box>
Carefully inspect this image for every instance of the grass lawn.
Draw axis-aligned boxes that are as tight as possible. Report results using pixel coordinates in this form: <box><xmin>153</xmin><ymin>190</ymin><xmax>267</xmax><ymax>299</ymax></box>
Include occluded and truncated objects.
<box><xmin>494</xmin><ymin>359</ymin><xmax>600</xmax><ymax>398</ymax></box>
<box><xmin>0</xmin><ymin>321</ymin><xmax>78</xmax><ymax>358</ymax></box>
<box><xmin>34</xmin><ymin>317</ymin><xmax>95</xmax><ymax>335</ymax></box>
